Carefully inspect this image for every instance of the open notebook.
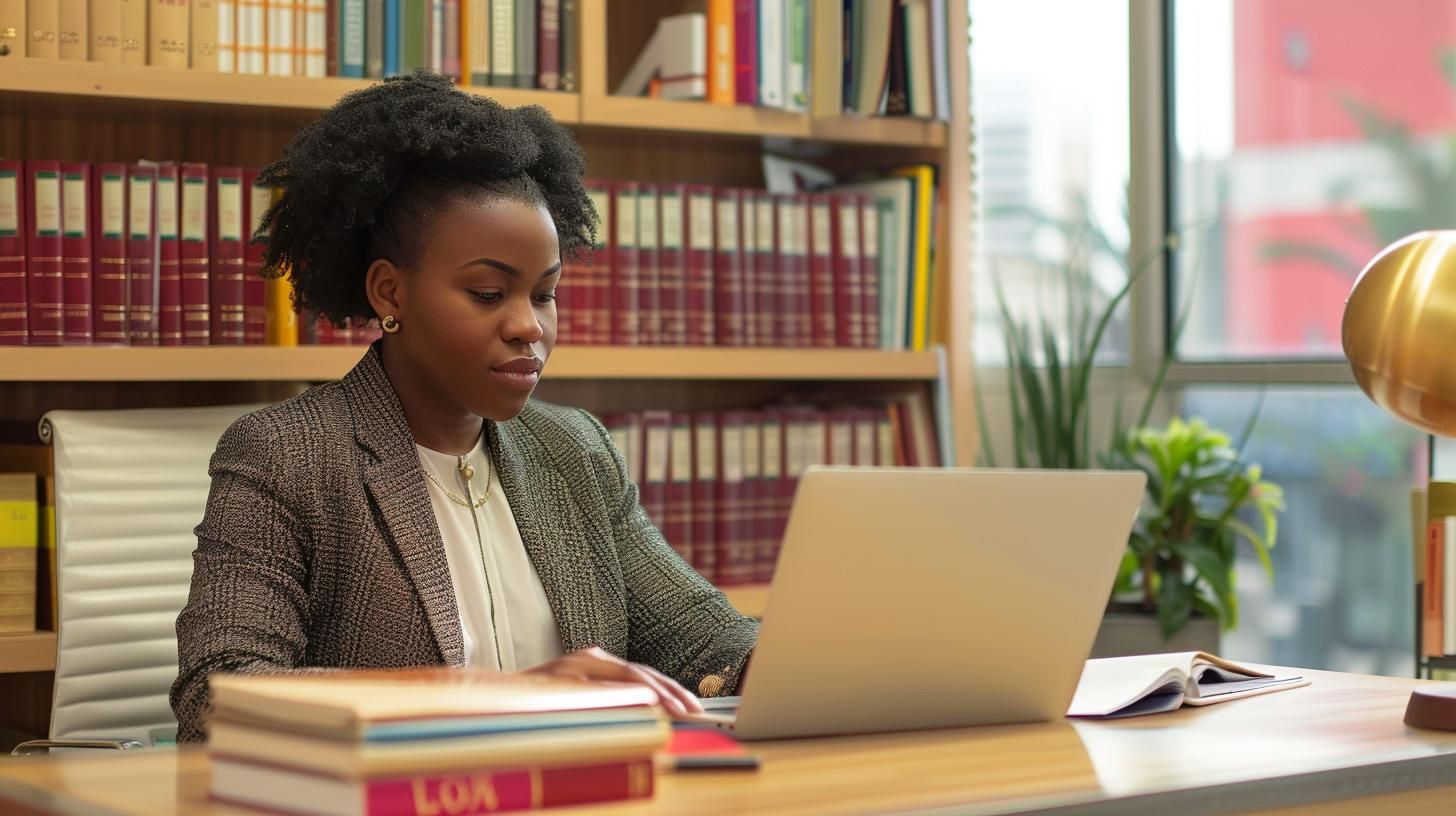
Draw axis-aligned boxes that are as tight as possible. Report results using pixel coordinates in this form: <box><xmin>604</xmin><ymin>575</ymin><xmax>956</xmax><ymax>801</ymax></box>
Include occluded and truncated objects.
<box><xmin>1067</xmin><ymin>652</ymin><xmax>1310</xmax><ymax>719</ymax></box>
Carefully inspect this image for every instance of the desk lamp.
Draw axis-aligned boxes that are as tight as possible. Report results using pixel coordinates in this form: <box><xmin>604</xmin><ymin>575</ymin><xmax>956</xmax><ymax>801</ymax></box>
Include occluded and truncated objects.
<box><xmin>1344</xmin><ymin>230</ymin><xmax>1456</xmax><ymax>730</ymax></box>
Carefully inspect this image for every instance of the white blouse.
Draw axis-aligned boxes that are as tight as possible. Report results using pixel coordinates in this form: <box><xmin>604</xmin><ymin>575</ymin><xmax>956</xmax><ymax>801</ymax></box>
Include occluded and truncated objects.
<box><xmin>416</xmin><ymin>434</ymin><xmax>564</xmax><ymax>671</ymax></box>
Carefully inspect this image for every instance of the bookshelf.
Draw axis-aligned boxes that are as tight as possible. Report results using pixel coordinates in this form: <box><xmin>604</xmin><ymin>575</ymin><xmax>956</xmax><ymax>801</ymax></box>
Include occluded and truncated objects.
<box><xmin>0</xmin><ymin>0</ymin><xmax>973</xmax><ymax>746</ymax></box>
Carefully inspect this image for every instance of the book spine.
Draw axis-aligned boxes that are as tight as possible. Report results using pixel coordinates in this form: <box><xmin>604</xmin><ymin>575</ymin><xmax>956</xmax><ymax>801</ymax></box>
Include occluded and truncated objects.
<box><xmin>558</xmin><ymin>0</ymin><xmax>574</xmax><ymax>91</ymax></box>
<box><xmin>267</xmin><ymin>0</ymin><xmax>296</xmax><ymax>75</ymax></box>
<box><xmin>707</xmin><ymin>0</ymin><xmax>734</xmax><ymax>105</ymax></box>
<box><xmin>155</xmin><ymin>164</ymin><xmax>182</xmax><ymax>345</ymax></box>
<box><xmin>0</xmin><ymin>160</ymin><xmax>26</xmax><ymax>346</ymax></box>
<box><xmin>738</xmin><ymin>187</ymin><xmax>756</xmax><ymax>347</ymax></box>
<box><xmin>664</xmin><ymin>412</ymin><xmax>694</xmax><ymax>568</ymax></box>
<box><xmin>294</xmin><ymin>0</ymin><xmax>307</xmax><ymax>73</ymax></box>
<box><xmin>26</xmin><ymin>161</ymin><xmax>62</xmax><ymax>346</ymax></box>
<box><xmin>609</xmin><ymin>181</ymin><xmax>639</xmax><ymax>346</ymax></box>
<box><xmin>304</xmin><ymin>0</ymin><xmax>327</xmax><ymax>75</ymax></box>
<box><xmin>192</xmin><ymin>0</ymin><xmax>220</xmax><ymax>69</ymax></box>
<box><xmin>1428</xmin><ymin>519</ymin><xmax>1445</xmax><ymax>658</ymax></box>
<box><xmin>326</xmin><ymin>0</ymin><xmax>337</xmax><ymax>75</ymax></box>
<box><xmin>884</xmin><ymin>2</ymin><xmax>908</xmax><ymax>115</ymax></box>
<box><xmin>179</xmin><ymin>163</ymin><xmax>210</xmax><ymax>345</ymax></box>
<box><xmin>732</xmin><ymin>0</ymin><xmax>756</xmax><ymax>104</ymax></box>
<box><xmin>464</xmin><ymin>0</ymin><xmax>488</xmax><ymax>84</ymax></box>
<box><xmin>264</xmin><ymin>265</ymin><xmax>295</xmax><ymax>342</ymax></box>
<box><xmin>236</xmin><ymin>0</ymin><xmax>265</xmax><ymax>73</ymax></box>
<box><xmin>641</xmin><ymin>410</ymin><xmax>674</xmax><ymax>557</ymax></box>
<box><xmin>25</xmin><ymin>0</ymin><xmax>57</xmax><ymax>58</ymax></box>
<box><xmin>807</xmin><ymin>194</ymin><xmax>836</xmax><ymax>347</ymax></box>
<box><xmin>757</xmin><ymin>0</ymin><xmax>783</xmax><ymax>108</ymax></box>
<box><xmin>119</xmin><ymin>0</ymin><xmax>146</xmax><ymax>65</ymax></box>
<box><xmin>362</xmin><ymin>759</ymin><xmax>654</xmax><ymax>814</ymax></box>
<box><xmin>716</xmin><ymin>411</ymin><xmax>751</xmax><ymax>586</ymax></box>
<box><xmin>713</xmin><ymin>188</ymin><xmax>745</xmax><ymax>347</ymax></box>
<box><xmin>785</xmin><ymin>0</ymin><xmax>808</xmax><ymax>112</ymax></box>
<box><xmin>243</xmin><ymin>170</ymin><xmax>269</xmax><ymax>345</ymax></box>
<box><xmin>149</xmin><ymin>0</ymin><xmax>189</xmax><ymax>68</ymax></box>
<box><xmin>443</xmin><ymin>0</ymin><xmax>460</xmax><ymax>80</ymax></box>
<box><xmin>740</xmin><ymin>412</ymin><xmax>764</xmax><ymax>585</ymax></box>
<box><xmin>852</xmin><ymin>408</ymin><xmax>876</xmax><ymax>466</ymax></box>
<box><xmin>657</xmin><ymin>184</ymin><xmax>687</xmax><ymax>346</ymax></box>
<box><xmin>58</xmin><ymin>0</ymin><xmax>87</xmax><ymax>59</ymax></box>
<box><xmin>584</xmin><ymin>180</ymin><xmax>610</xmax><ymax>345</ymax></box>
<box><xmin>211</xmin><ymin>167</ymin><xmax>246</xmax><ymax>345</ymax></box>
<box><xmin>218</xmin><ymin>0</ymin><xmax>237</xmax><ymax>71</ymax></box>
<box><xmin>339</xmin><ymin>0</ymin><xmax>365</xmax><ymax>76</ymax></box>
<box><xmin>424</xmin><ymin>0</ymin><xmax>438</xmax><ymax>72</ymax></box>
<box><xmin>126</xmin><ymin>166</ymin><xmax>159</xmax><ymax>343</ymax></box>
<box><xmin>773</xmin><ymin>194</ymin><xmax>803</xmax><ymax>346</ymax></box>
<box><xmin>683</xmin><ymin>185</ymin><xmax>715</xmax><ymax>347</ymax></box>
<box><xmin>635</xmin><ymin>184</ymin><xmax>660</xmax><ymax>346</ymax></box>
<box><xmin>0</xmin><ymin>0</ymin><xmax>25</xmax><ymax>57</ymax></box>
<box><xmin>401</xmin><ymin>0</ymin><xmax>425</xmax><ymax>72</ymax></box>
<box><xmin>487</xmin><ymin>0</ymin><xmax>512</xmax><ymax>86</ymax></box>
<box><xmin>790</xmin><ymin>193</ymin><xmax>813</xmax><ymax>346</ymax></box>
<box><xmin>383</xmin><ymin>0</ymin><xmax>400</xmax><ymax>74</ymax></box>
<box><xmin>692</xmin><ymin>412</ymin><xmax>718</xmax><ymax>582</ymax></box>
<box><xmin>876</xmin><ymin>406</ymin><xmax>896</xmax><ymax>466</ymax></box>
<box><xmin>831</xmin><ymin>195</ymin><xmax>860</xmax><ymax>347</ymax></box>
<box><xmin>750</xmin><ymin>192</ymin><xmax>778</xmax><ymax>347</ymax></box>
<box><xmin>513</xmin><ymin>0</ymin><xmax>534</xmax><ymax>88</ymax></box>
<box><xmin>827</xmin><ymin>408</ymin><xmax>853</xmax><ymax>465</ymax></box>
<box><xmin>93</xmin><ymin>163</ymin><xmax>131</xmax><ymax>345</ymax></box>
<box><xmin>60</xmin><ymin>163</ymin><xmax>93</xmax><ymax>345</ymax></box>
<box><xmin>365</xmin><ymin>0</ymin><xmax>385</xmax><ymax>77</ymax></box>
<box><xmin>757</xmin><ymin>409</ymin><xmax>785</xmax><ymax>582</ymax></box>
<box><xmin>90</xmin><ymin>0</ymin><xmax>123</xmax><ymax>63</ymax></box>
<box><xmin>859</xmin><ymin>196</ymin><xmax>880</xmax><ymax>348</ymax></box>
<box><xmin>536</xmin><ymin>0</ymin><xmax>559</xmax><ymax>90</ymax></box>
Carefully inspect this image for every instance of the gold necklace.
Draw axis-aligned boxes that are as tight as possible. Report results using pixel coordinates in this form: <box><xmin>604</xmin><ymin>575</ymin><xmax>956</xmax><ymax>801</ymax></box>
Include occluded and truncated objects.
<box><xmin>423</xmin><ymin>452</ymin><xmax>491</xmax><ymax>509</ymax></box>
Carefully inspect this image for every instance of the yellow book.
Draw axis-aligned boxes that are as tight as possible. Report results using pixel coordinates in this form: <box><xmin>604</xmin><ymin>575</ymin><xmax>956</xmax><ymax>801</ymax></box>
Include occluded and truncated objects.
<box><xmin>149</xmin><ymin>0</ymin><xmax>190</xmax><ymax>67</ymax></box>
<box><xmin>0</xmin><ymin>472</ymin><xmax>38</xmax><ymax>634</ymax></box>
<box><xmin>891</xmin><ymin>164</ymin><xmax>936</xmax><ymax>351</ymax></box>
<box><xmin>0</xmin><ymin>0</ymin><xmax>25</xmax><ymax>57</ymax></box>
<box><xmin>265</xmin><ymin>188</ymin><xmax>299</xmax><ymax>346</ymax></box>
<box><xmin>25</xmin><ymin>0</ymin><xmax>57</xmax><ymax>58</ymax></box>
<box><xmin>120</xmin><ymin>0</ymin><xmax>147</xmax><ymax>65</ymax></box>
<box><xmin>58</xmin><ymin>0</ymin><xmax>87</xmax><ymax>59</ymax></box>
<box><xmin>90</xmin><ymin>0</ymin><xmax>123</xmax><ymax>63</ymax></box>
<box><xmin>192</xmin><ymin>0</ymin><xmax>220</xmax><ymax>70</ymax></box>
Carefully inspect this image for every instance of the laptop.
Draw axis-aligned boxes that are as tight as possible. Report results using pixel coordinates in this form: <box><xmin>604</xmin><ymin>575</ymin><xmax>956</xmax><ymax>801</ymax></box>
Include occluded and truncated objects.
<box><xmin>694</xmin><ymin>466</ymin><xmax>1146</xmax><ymax>741</ymax></box>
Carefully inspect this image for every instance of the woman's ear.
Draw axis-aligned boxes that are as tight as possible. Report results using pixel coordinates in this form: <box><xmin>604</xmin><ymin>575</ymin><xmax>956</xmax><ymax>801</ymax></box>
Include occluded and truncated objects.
<box><xmin>365</xmin><ymin>258</ymin><xmax>405</xmax><ymax>320</ymax></box>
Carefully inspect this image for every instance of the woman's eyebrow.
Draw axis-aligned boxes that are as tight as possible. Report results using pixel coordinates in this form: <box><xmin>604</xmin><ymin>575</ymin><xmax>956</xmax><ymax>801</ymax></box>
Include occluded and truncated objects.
<box><xmin>462</xmin><ymin>258</ymin><xmax>562</xmax><ymax>279</ymax></box>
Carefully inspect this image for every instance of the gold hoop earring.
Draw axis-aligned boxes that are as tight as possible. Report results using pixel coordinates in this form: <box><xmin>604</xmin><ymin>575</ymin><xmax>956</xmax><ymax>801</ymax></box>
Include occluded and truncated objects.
<box><xmin>381</xmin><ymin>315</ymin><xmax>400</xmax><ymax>334</ymax></box>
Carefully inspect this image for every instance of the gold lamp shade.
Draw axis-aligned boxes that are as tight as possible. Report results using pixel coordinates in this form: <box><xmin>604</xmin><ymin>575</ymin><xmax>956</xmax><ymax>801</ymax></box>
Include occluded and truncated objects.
<box><xmin>1344</xmin><ymin>230</ymin><xmax>1456</xmax><ymax>436</ymax></box>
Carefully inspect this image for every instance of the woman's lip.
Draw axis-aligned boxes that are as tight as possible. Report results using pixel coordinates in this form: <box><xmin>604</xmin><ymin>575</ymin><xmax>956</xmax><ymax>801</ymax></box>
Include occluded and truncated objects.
<box><xmin>488</xmin><ymin>368</ymin><xmax>540</xmax><ymax>391</ymax></box>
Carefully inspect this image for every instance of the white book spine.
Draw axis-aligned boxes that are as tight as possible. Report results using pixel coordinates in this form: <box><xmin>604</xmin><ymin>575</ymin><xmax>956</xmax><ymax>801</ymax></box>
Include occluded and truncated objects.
<box><xmin>490</xmin><ymin>0</ymin><xmax>513</xmax><ymax>82</ymax></box>
<box><xmin>237</xmin><ymin>0</ymin><xmax>265</xmax><ymax>74</ymax></box>
<box><xmin>267</xmin><ymin>0</ymin><xmax>295</xmax><ymax>76</ymax></box>
<box><xmin>218</xmin><ymin>1</ymin><xmax>237</xmax><ymax>71</ymax></box>
<box><xmin>305</xmin><ymin>0</ymin><xmax>326</xmax><ymax>77</ymax></box>
<box><xmin>468</xmin><ymin>0</ymin><xmax>490</xmax><ymax>84</ymax></box>
<box><xmin>430</xmin><ymin>0</ymin><xmax>444</xmax><ymax>73</ymax></box>
<box><xmin>759</xmin><ymin>0</ymin><xmax>786</xmax><ymax>108</ymax></box>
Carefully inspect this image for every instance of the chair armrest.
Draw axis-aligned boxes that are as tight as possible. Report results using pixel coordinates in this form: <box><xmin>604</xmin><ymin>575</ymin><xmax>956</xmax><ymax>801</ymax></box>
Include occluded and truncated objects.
<box><xmin>11</xmin><ymin>739</ymin><xmax>145</xmax><ymax>757</ymax></box>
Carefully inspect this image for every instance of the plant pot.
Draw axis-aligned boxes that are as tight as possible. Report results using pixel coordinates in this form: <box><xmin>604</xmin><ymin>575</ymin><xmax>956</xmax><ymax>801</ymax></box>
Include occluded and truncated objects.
<box><xmin>1088</xmin><ymin>606</ymin><xmax>1221</xmax><ymax>659</ymax></box>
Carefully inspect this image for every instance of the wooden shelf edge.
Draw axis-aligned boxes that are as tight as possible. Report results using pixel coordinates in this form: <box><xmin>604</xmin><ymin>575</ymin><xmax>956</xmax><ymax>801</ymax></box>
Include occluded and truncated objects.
<box><xmin>581</xmin><ymin>94</ymin><xmax>945</xmax><ymax>147</ymax></box>
<box><xmin>721</xmin><ymin>585</ymin><xmax>769</xmax><ymax>619</ymax></box>
<box><xmin>0</xmin><ymin>346</ymin><xmax>939</xmax><ymax>383</ymax></box>
<box><xmin>0</xmin><ymin>631</ymin><xmax>57</xmax><ymax>674</ymax></box>
<box><xmin>2</xmin><ymin>59</ymin><xmax>581</xmax><ymax>122</ymax></box>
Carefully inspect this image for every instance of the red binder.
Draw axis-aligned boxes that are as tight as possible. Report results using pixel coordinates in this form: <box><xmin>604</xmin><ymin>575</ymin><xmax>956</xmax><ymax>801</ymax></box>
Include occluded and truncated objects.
<box><xmin>26</xmin><ymin>161</ymin><xmax>64</xmax><ymax>345</ymax></box>
<box><xmin>125</xmin><ymin>164</ymin><xmax>158</xmax><ymax>345</ymax></box>
<box><xmin>664</xmin><ymin>411</ymin><xmax>695</xmax><ymax>570</ymax></box>
<box><xmin>807</xmin><ymin>193</ymin><xmax>837</xmax><ymax>347</ymax></box>
<box><xmin>92</xmin><ymin>164</ymin><xmax>131</xmax><ymax>345</ymax></box>
<box><xmin>243</xmin><ymin>169</ymin><xmax>270</xmax><ymax>345</ymax></box>
<box><xmin>656</xmin><ymin>184</ymin><xmax>688</xmax><ymax>346</ymax></box>
<box><xmin>154</xmin><ymin>163</ymin><xmax>183</xmax><ymax>346</ymax></box>
<box><xmin>179</xmin><ymin>163</ymin><xmax>211</xmax><ymax>345</ymax></box>
<box><xmin>715</xmin><ymin>411</ymin><xmax>753</xmax><ymax>586</ymax></box>
<box><xmin>832</xmin><ymin>194</ymin><xmax>865</xmax><ymax>348</ymax></box>
<box><xmin>691</xmin><ymin>413</ymin><xmax>719</xmax><ymax>583</ymax></box>
<box><xmin>0</xmin><ymin>160</ymin><xmax>27</xmax><ymax>346</ymax></box>
<box><xmin>641</xmin><ymin>411</ymin><xmax>678</xmax><ymax>560</ymax></box>
<box><xmin>757</xmin><ymin>409</ymin><xmax>787</xmax><ymax>583</ymax></box>
<box><xmin>774</xmin><ymin>194</ymin><xmax>807</xmax><ymax>347</ymax></box>
<box><xmin>713</xmin><ymin>188</ymin><xmax>747</xmax><ymax>347</ymax></box>
<box><xmin>210</xmin><ymin>166</ymin><xmax>247</xmax><ymax>345</ymax></box>
<box><xmin>636</xmin><ymin>183</ymin><xmax>661</xmax><ymax>346</ymax></box>
<box><xmin>859</xmin><ymin>195</ymin><xmax>881</xmax><ymax>349</ymax></box>
<box><xmin>747</xmin><ymin>191</ymin><xmax>778</xmax><ymax>348</ymax></box>
<box><xmin>684</xmin><ymin>185</ymin><xmax>716</xmax><ymax>346</ymax></box>
<box><xmin>585</xmin><ymin>180</ymin><xmax>612</xmax><ymax>345</ymax></box>
<box><xmin>60</xmin><ymin>162</ymin><xmax>93</xmax><ymax>344</ymax></box>
<box><xmin>609</xmin><ymin>181</ymin><xmax>640</xmax><ymax>345</ymax></box>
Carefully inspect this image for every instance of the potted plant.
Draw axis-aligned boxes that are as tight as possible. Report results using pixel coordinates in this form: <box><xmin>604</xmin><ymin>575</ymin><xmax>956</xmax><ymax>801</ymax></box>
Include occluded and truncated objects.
<box><xmin>1089</xmin><ymin>418</ymin><xmax>1285</xmax><ymax>656</ymax></box>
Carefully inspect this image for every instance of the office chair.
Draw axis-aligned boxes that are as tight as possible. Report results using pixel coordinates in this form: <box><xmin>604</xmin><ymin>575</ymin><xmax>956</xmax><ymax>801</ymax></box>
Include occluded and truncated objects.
<box><xmin>12</xmin><ymin>404</ymin><xmax>263</xmax><ymax>756</ymax></box>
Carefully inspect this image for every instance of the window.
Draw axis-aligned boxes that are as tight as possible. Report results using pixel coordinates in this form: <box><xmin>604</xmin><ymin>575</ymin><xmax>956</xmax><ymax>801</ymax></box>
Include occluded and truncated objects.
<box><xmin>1169</xmin><ymin>0</ymin><xmax>1456</xmax><ymax>360</ymax></box>
<box><xmin>1180</xmin><ymin>388</ymin><xmax>1425</xmax><ymax>676</ymax></box>
<box><xmin>970</xmin><ymin>0</ymin><xmax>1131</xmax><ymax>365</ymax></box>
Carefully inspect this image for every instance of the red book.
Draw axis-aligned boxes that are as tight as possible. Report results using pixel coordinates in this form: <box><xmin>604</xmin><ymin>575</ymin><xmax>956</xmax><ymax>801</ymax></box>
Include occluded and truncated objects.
<box><xmin>774</xmin><ymin>194</ymin><xmax>807</xmax><ymax>347</ymax></box>
<box><xmin>640</xmin><ymin>411</ymin><xmax>677</xmax><ymax>559</ymax></box>
<box><xmin>243</xmin><ymin>170</ymin><xmax>270</xmax><ymax>345</ymax></box>
<box><xmin>60</xmin><ymin>163</ymin><xmax>93</xmax><ymax>345</ymax></box>
<box><xmin>683</xmin><ymin>185</ymin><xmax>716</xmax><ymax>346</ymax></box>
<box><xmin>691</xmin><ymin>413</ymin><xmax>719</xmax><ymax>583</ymax></box>
<box><xmin>538</xmin><ymin>0</ymin><xmax>562</xmax><ymax>90</ymax></box>
<box><xmin>737</xmin><ymin>189</ymin><xmax>757</xmax><ymax>348</ymax></box>
<box><xmin>211</xmin><ymin>166</ymin><xmax>247</xmax><ymax>345</ymax></box>
<box><xmin>585</xmin><ymin>180</ymin><xmax>612</xmax><ymax>345</ymax></box>
<box><xmin>210</xmin><ymin>756</ymin><xmax>655</xmax><ymax>815</ymax></box>
<box><xmin>715</xmin><ymin>411</ymin><xmax>753</xmax><ymax>586</ymax></box>
<box><xmin>876</xmin><ymin>406</ymin><xmax>897</xmax><ymax>466</ymax></box>
<box><xmin>26</xmin><ymin>161</ymin><xmax>64</xmax><ymax>345</ymax></box>
<box><xmin>91</xmin><ymin>164</ymin><xmax>131</xmax><ymax>345</ymax></box>
<box><xmin>747</xmin><ymin>191</ymin><xmax>777</xmax><ymax>348</ymax></box>
<box><xmin>180</xmin><ymin>163</ymin><xmax>211</xmax><ymax>345</ymax></box>
<box><xmin>832</xmin><ymin>195</ymin><xmax>865</xmax><ymax>348</ymax></box>
<box><xmin>859</xmin><ymin>195</ymin><xmax>881</xmax><ymax>348</ymax></box>
<box><xmin>312</xmin><ymin>315</ymin><xmax>352</xmax><ymax>345</ymax></box>
<box><xmin>609</xmin><ymin>181</ymin><xmax>640</xmax><ymax>345</ymax></box>
<box><xmin>636</xmin><ymin>183</ymin><xmax>661</xmax><ymax>346</ymax></box>
<box><xmin>0</xmin><ymin>160</ymin><xmax>27</xmax><ymax>346</ymax></box>
<box><xmin>807</xmin><ymin>193</ymin><xmax>837</xmax><ymax>347</ymax></box>
<box><xmin>853</xmin><ymin>407</ymin><xmax>878</xmax><ymax>467</ymax></box>
<box><xmin>733</xmin><ymin>0</ymin><xmax>758</xmax><ymax>104</ymax></box>
<box><xmin>657</xmin><ymin>184</ymin><xmax>688</xmax><ymax>346</ymax></box>
<box><xmin>665</xmin><ymin>412</ymin><xmax>695</xmax><ymax>570</ymax></box>
<box><xmin>125</xmin><ymin>165</ymin><xmax>159</xmax><ymax>345</ymax></box>
<box><xmin>442</xmin><ymin>0</ymin><xmax>461</xmax><ymax>80</ymax></box>
<box><xmin>154</xmin><ymin>163</ymin><xmax>183</xmax><ymax>346</ymax></box>
<box><xmin>757</xmin><ymin>409</ymin><xmax>786</xmax><ymax>583</ymax></box>
<box><xmin>739</xmin><ymin>412</ymin><xmax>765</xmax><ymax>585</ymax></box>
<box><xmin>556</xmin><ymin>244</ymin><xmax>584</xmax><ymax>345</ymax></box>
<box><xmin>355</xmin><ymin>318</ymin><xmax>383</xmax><ymax>345</ymax></box>
<box><xmin>713</xmin><ymin>188</ymin><xmax>747</xmax><ymax>347</ymax></box>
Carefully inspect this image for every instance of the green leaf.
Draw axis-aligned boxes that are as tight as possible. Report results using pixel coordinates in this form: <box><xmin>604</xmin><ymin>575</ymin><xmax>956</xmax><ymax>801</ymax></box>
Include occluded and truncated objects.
<box><xmin>1157</xmin><ymin>574</ymin><xmax>1194</xmax><ymax>640</ymax></box>
<box><xmin>1226</xmin><ymin>516</ymin><xmax>1275</xmax><ymax>578</ymax></box>
<box><xmin>1170</xmin><ymin>539</ymin><xmax>1236</xmax><ymax>629</ymax></box>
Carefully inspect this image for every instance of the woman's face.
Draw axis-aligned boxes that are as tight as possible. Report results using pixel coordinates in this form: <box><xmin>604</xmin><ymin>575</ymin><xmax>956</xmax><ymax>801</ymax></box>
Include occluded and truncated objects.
<box><xmin>385</xmin><ymin>194</ymin><xmax>561</xmax><ymax>422</ymax></box>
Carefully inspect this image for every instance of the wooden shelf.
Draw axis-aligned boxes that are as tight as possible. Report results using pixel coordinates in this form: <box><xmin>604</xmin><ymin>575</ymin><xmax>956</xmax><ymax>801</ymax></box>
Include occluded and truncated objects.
<box><xmin>722</xmin><ymin>584</ymin><xmax>769</xmax><ymax>619</ymax></box>
<box><xmin>0</xmin><ymin>631</ymin><xmax>57</xmax><ymax>674</ymax></box>
<box><xmin>0</xmin><ymin>346</ymin><xmax>940</xmax><ymax>383</ymax></box>
<box><xmin>0</xmin><ymin>59</ymin><xmax>581</xmax><ymax>122</ymax></box>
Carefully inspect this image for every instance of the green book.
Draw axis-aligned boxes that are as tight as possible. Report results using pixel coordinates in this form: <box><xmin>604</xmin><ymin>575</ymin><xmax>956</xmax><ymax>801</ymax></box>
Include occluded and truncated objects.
<box><xmin>401</xmin><ymin>0</ymin><xmax>427</xmax><ymax>74</ymax></box>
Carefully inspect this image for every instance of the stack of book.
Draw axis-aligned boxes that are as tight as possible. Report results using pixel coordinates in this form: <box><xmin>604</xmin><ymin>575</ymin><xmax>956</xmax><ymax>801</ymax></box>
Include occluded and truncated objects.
<box><xmin>2</xmin><ymin>1</ymin><xmax>576</xmax><ymax>90</ymax></box>
<box><xmin>206</xmin><ymin>668</ymin><xmax>667</xmax><ymax>815</ymax></box>
<box><xmin>604</xmin><ymin>393</ymin><xmax>938</xmax><ymax>585</ymax></box>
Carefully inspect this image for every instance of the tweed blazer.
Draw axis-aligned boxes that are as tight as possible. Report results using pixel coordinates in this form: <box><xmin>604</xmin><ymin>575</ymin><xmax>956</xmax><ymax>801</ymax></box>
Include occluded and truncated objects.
<box><xmin>170</xmin><ymin>346</ymin><xmax>759</xmax><ymax>742</ymax></box>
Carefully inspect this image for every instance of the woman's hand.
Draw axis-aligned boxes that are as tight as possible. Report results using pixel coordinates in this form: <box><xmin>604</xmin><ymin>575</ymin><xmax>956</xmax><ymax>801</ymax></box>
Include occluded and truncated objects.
<box><xmin>527</xmin><ymin>646</ymin><xmax>704</xmax><ymax>718</ymax></box>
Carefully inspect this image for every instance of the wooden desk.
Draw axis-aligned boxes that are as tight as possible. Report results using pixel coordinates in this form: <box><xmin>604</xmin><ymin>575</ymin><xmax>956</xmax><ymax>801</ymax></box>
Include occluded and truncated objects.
<box><xmin>3</xmin><ymin>669</ymin><xmax>1456</xmax><ymax>815</ymax></box>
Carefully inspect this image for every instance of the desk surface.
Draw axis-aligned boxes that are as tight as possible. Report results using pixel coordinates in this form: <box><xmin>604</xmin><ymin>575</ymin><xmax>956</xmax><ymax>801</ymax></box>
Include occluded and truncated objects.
<box><xmin>3</xmin><ymin>668</ymin><xmax>1456</xmax><ymax>816</ymax></box>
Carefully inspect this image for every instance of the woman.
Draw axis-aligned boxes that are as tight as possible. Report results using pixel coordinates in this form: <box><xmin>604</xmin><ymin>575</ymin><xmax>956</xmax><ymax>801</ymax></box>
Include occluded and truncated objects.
<box><xmin>170</xmin><ymin>72</ymin><xmax>759</xmax><ymax>742</ymax></box>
